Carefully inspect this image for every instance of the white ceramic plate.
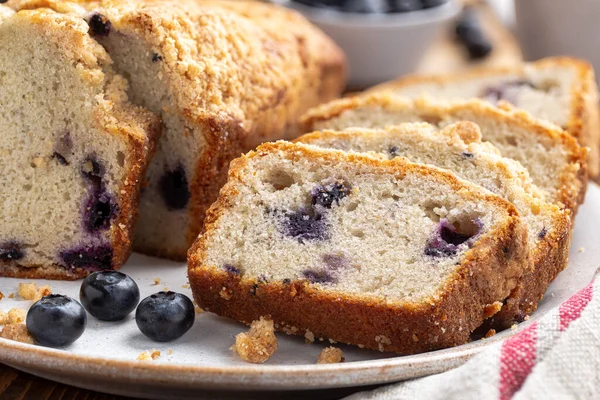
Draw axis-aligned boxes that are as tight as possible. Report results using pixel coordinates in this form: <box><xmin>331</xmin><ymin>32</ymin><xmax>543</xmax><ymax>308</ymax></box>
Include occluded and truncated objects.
<box><xmin>1</xmin><ymin>184</ymin><xmax>598</xmax><ymax>399</ymax></box>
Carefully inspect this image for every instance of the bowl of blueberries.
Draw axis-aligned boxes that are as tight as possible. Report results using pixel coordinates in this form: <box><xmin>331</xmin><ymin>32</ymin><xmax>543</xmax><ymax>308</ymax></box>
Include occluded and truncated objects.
<box><xmin>284</xmin><ymin>0</ymin><xmax>460</xmax><ymax>88</ymax></box>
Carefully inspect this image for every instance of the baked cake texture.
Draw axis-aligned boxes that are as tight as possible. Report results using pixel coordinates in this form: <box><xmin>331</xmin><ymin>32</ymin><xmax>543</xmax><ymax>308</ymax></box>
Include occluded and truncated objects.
<box><xmin>367</xmin><ymin>57</ymin><xmax>599</xmax><ymax>180</ymax></box>
<box><xmin>188</xmin><ymin>141</ymin><xmax>528</xmax><ymax>354</ymax></box>
<box><xmin>0</xmin><ymin>7</ymin><xmax>159</xmax><ymax>279</ymax></box>
<box><xmin>8</xmin><ymin>0</ymin><xmax>347</xmax><ymax>260</ymax></box>
<box><xmin>296</xmin><ymin>122</ymin><xmax>571</xmax><ymax>327</ymax></box>
<box><xmin>302</xmin><ymin>94</ymin><xmax>588</xmax><ymax>216</ymax></box>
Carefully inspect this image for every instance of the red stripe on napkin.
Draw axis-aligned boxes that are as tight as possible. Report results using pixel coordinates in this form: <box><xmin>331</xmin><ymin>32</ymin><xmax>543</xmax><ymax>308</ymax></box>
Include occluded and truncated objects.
<box><xmin>559</xmin><ymin>282</ymin><xmax>593</xmax><ymax>331</ymax></box>
<box><xmin>498</xmin><ymin>324</ymin><xmax>538</xmax><ymax>400</ymax></box>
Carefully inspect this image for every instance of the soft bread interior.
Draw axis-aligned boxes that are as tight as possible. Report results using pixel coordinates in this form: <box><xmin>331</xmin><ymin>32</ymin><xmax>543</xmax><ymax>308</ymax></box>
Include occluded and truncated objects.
<box><xmin>201</xmin><ymin>141</ymin><xmax>516</xmax><ymax>301</ymax></box>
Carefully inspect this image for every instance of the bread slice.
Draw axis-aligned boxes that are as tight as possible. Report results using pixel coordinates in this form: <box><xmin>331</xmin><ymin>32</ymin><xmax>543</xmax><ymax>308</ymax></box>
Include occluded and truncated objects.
<box><xmin>297</xmin><ymin>122</ymin><xmax>571</xmax><ymax>327</ymax></box>
<box><xmin>302</xmin><ymin>94</ymin><xmax>588</xmax><ymax>216</ymax></box>
<box><xmin>7</xmin><ymin>0</ymin><xmax>347</xmax><ymax>260</ymax></box>
<box><xmin>367</xmin><ymin>57</ymin><xmax>599</xmax><ymax>180</ymax></box>
<box><xmin>188</xmin><ymin>141</ymin><xmax>528</xmax><ymax>354</ymax></box>
<box><xmin>0</xmin><ymin>8</ymin><xmax>160</xmax><ymax>279</ymax></box>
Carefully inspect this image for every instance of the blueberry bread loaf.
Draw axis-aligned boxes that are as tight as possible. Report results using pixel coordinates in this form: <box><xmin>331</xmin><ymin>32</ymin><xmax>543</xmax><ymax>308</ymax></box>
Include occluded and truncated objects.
<box><xmin>8</xmin><ymin>0</ymin><xmax>346</xmax><ymax>260</ymax></box>
<box><xmin>302</xmin><ymin>94</ymin><xmax>588</xmax><ymax>215</ymax></box>
<box><xmin>297</xmin><ymin>122</ymin><xmax>571</xmax><ymax>327</ymax></box>
<box><xmin>367</xmin><ymin>57</ymin><xmax>599</xmax><ymax>180</ymax></box>
<box><xmin>0</xmin><ymin>8</ymin><xmax>160</xmax><ymax>279</ymax></box>
<box><xmin>188</xmin><ymin>141</ymin><xmax>528</xmax><ymax>354</ymax></box>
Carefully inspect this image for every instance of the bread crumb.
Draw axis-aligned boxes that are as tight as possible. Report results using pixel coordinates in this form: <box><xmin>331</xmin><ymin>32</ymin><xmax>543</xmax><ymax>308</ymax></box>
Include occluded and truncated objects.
<box><xmin>194</xmin><ymin>304</ymin><xmax>203</xmax><ymax>314</ymax></box>
<box><xmin>484</xmin><ymin>329</ymin><xmax>496</xmax><ymax>338</ymax></box>
<box><xmin>375</xmin><ymin>335</ymin><xmax>392</xmax><ymax>351</ymax></box>
<box><xmin>0</xmin><ymin>291</ymin><xmax>4</xmax><ymax>301</ymax></box>
<box><xmin>317</xmin><ymin>347</ymin><xmax>345</xmax><ymax>364</ymax></box>
<box><xmin>162</xmin><ymin>287</ymin><xmax>169</xmax><ymax>292</ymax></box>
<box><xmin>231</xmin><ymin>317</ymin><xmax>278</xmax><ymax>364</ymax></box>
<box><xmin>137</xmin><ymin>349</ymin><xmax>160</xmax><ymax>361</ymax></box>
<box><xmin>18</xmin><ymin>283</ymin><xmax>52</xmax><ymax>301</ymax></box>
<box><xmin>0</xmin><ymin>324</ymin><xmax>35</xmax><ymax>344</ymax></box>
<box><xmin>8</xmin><ymin>308</ymin><xmax>26</xmax><ymax>324</ymax></box>
<box><xmin>168</xmin><ymin>349</ymin><xmax>173</xmax><ymax>355</ymax></box>
<box><xmin>304</xmin><ymin>329</ymin><xmax>315</xmax><ymax>344</ymax></box>
<box><xmin>579</xmin><ymin>247</ymin><xmax>585</xmax><ymax>253</ymax></box>
<box><xmin>328</xmin><ymin>338</ymin><xmax>337</xmax><ymax>344</ymax></box>
<box><xmin>8</xmin><ymin>293</ymin><xmax>14</xmax><ymax>299</ymax></box>
<box><xmin>153</xmin><ymin>277</ymin><xmax>161</xmax><ymax>285</ymax></box>
<box><xmin>524</xmin><ymin>315</ymin><xmax>530</xmax><ymax>321</ymax></box>
<box><xmin>182</xmin><ymin>284</ymin><xmax>190</xmax><ymax>289</ymax></box>
<box><xmin>511</xmin><ymin>323</ymin><xmax>518</xmax><ymax>330</ymax></box>
<box><xmin>219</xmin><ymin>287</ymin><xmax>232</xmax><ymax>300</ymax></box>
<box><xmin>484</xmin><ymin>301</ymin><xmax>503</xmax><ymax>318</ymax></box>
<box><xmin>0</xmin><ymin>311</ymin><xmax>7</xmax><ymax>325</ymax></box>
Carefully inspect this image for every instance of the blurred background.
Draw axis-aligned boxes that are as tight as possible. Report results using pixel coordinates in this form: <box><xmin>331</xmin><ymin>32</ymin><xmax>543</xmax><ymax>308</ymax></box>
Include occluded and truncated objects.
<box><xmin>278</xmin><ymin>0</ymin><xmax>599</xmax><ymax>89</ymax></box>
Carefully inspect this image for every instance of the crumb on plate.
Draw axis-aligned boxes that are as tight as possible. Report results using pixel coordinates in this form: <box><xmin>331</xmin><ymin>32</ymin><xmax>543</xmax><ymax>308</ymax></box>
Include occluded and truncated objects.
<box><xmin>317</xmin><ymin>347</ymin><xmax>345</xmax><ymax>364</ymax></box>
<box><xmin>304</xmin><ymin>329</ymin><xmax>315</xmax><ymax>344</ymax></box>
<box><xmin>0</xmin><ymin>311</ymin><xmax>7</xmax><ymax>325</ymax></box>
<box><xmin>0</xmin><ymin>324</ymin><xmax>35</xmax><ymax>344</ymax></box>
<box><xmin>484</xmin><ymin>301</ymin><xmax>503</xmax><ymax>318</ymax></box>
<box><xmin>231</xmin><ymin>317</ymin><xmax>277</xmax><ymax>364</ymax></box>
<box><xmin>8</xmin><ymin>308</ymin><xmax>26</xmax><ymax>324</ymax></box>
<box><xmin>153</xmin><ymin>277</ymin><xmax>161</xmax><ymax>285</ymax></box>
<box><xmin>168</xmin><ymin>349</ymin><xmax>173</xmax><ymax>355</ymax></box>
<box><xmin>137</xmin><ymin>349</ymin><xmax>161</xmax><ymax>361</ymax></box>
<box><xmin>0</xmin><ymin>291</ymin><xmax>4</xmax><ymax>301</ymax></box>
<box><xmin>579</xmin><ymin>247</ymin><xmax>585</xmax><ymax>253</ymax></box>
<box><xmin>182</xmin><ymin>284</ymin><xmax>190</xmax><ymax>289</ymax></box>
<box><xmin>8</xmin><ymin>293</ymin><xmax>14</xmax><ymax>299</ymax></box>
<box><xmin>484</xmin><ymin>329</ymin><xmax>496</xmax><ymax>338</ymax></box>
<box><xmin>18</xmin><ymin>283</ymin><xmax>52</xmax><ymax>301</ymax></box>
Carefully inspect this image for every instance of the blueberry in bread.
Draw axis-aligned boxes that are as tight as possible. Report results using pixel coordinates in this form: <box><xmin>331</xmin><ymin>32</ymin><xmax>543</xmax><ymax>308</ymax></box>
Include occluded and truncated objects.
<box><xmin>7</xmin><ymin>0</ymin><xmax>347</xmax><ymax>260</ymax></box>
<box><xmin>188</xmin><ymin>141</ymin><xmax>528</xmax><ymax>354</ymax></box>
<box><xmin>0</xmin><ymin>7</ymin><xmax>159</xmax><ymax>279</ymax></box>
<box><xmin>301</xmin><ymin>94</ymin><xmax>588</xmax><ymax>216</ymax></box>
<box><xmin>296</xmin><ymin>122</ymin><xmax>571</xmax><ymax>327</ymax></box>
<box><xmin>367</xmin><ymin>57</ymin><xmax>599</xmax><ymax>180</ymax></box>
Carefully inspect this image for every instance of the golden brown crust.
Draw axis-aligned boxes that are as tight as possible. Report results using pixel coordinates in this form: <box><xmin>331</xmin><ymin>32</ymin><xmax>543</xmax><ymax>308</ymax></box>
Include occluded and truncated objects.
<box><xmin>301</xmin><ymin>93</ymin><xmax>588</xmax><ymax>216</ymax></box>
<box><xmin>367</xmin><ymin>56</ymin><xmax>599</xmax><ymax>180</ymax></box>
<box><xmin>189</xmin><ymin>141</ymin><xmax>528</xmax><ymax>354</ymax></box>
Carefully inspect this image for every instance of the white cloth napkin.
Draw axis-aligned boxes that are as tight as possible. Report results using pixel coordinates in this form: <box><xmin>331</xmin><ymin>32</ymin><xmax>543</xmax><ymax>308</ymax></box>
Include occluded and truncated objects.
<box><xmin>344</xmin><ymin>268</ymin><xmax>600</xmax><ymax>400</ymax></box>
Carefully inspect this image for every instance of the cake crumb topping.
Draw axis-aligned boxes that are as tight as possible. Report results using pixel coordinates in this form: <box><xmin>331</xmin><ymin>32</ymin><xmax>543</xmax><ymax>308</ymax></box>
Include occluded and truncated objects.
<box><xmin>8</xmin><ymin>308</ymin><xmax>26</xmax><ymax>324</ymax></box>
<box><xmin>317</xmin><ymin>347</ymin><xmax>345</xmax><ymax>364</ymax></box>
<box><xmin>137</xmin><ymin>349</ymin><xmax>161</xmax><ymax>361</ymax></box>
<box><xmin>18</xmin><ymin>282</ymin><xmax>52</xmax><ymax>301</ymax></box>
<box><xmin>304</xmin><ymin>329</ymin><xmax>315</xmax><ymax>344</ymax></box>
<box><xmin>0</xmin><ymin>324</ymin><xmax>35</xmax><ymax>344</ymax></box>
<box><xmin>484</xmin><ymin>301</ymin><xmax>503</xmax><ymax>318</ymax></box>
<box><xmin>231</xmin><ymin>317</ymin><xmax>278</xmax><ymax>364</ymax></box>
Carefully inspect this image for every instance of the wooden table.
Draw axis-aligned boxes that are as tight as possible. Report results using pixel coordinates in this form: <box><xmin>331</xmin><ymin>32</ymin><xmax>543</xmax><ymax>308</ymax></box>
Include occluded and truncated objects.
<box><xmin>0</xmin><ymin>2</ymin><xmax>522</xmax><ymax>399</ymax></box>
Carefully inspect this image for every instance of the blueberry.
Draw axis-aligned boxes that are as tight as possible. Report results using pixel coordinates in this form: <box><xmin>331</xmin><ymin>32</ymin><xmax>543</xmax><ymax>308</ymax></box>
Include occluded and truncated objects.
<box><xmin>425</xmin><ymin>219</ymin><xmax>480</xmax><ymax>257</ymax></box>
<box><xmin>342</xmin><ymin>0</ymin><xmax>389</xmax><ymax>13</ymax></box>
<box><xmin>538</xmin><ymin>227</ymin><xmax>547</xmax><ymax>239</ymax></box>
<box><xmin>280</xmin><ymin>209</ymin><xmax>329</xmax><ymax>243</ymax></box>
<box><xmin>421</xmin><ymin>0</ymin><xmax>447</xmax><ymax>8</ymax></box>
<box><xmin>389</xmin><ymin>145</ymin><xmax>400</xmax><ymax>158</ymax></box>
<box><xmin>455</xmin><ymin>7</ymin><xmax>493</xmax><ymax>60</ymax></box>
<box><xmin>52</xmin><ymin>152</ymin><xmax>69</xmax><ymax>166</ymax></box>
<box><xmin>387</xmin><ymin>0</ymin><xmax>422</xmax><ymax>13</ymax></box>
<box><xmin>223</xmin><ymin>264</ymin><xmax>241</xmax><ymax>275</ymax></box>
<box><xmin>159</xmin><ymin>165</ymin><xmax>190</xmax><ymax>210</ymax></box>
<box><xmin>80</xmin><ymin>271</ymin><xmax>140</xmax><ymax>321</ymax></box>
<box><xmin>135</xmin><ymin>292</ymin><xmax>195</xmax><ymax>342</ymax></box>
<box><xmin>152</xmin><ymin>53</ymin><xmax>163</xmax><ymax>62</ymax></box>
<box><xmin>26</xmin><ymin>295</ymin><xmax>87</xmax><ymax>347</ymax></box>
<box><xmin>59</xmin><ymin>244</ymin><xmax>113</xmax><ymax>271</ymax></box>
<box><xmin>88</xmin><ymin>13</ymin><xmax>112</xmax><ymax>36</ymax></box>
<box><xmin>84</xmin><ymin>189</ymin><xmax>117</xmax><ymax>233</ymax></box>
<box><xmin>0</xmin><ymin>242</ymin><xmax>24</xmax><ymax>262</ymax></box>
<box><xmin>461</xmin><ymin>152</ymin><xmax>474</xmax><ymax>159</ymax></box>
<box><xmin>302</xmin><ymin>269</ymin><xmax>336</xmax><ymax>284</ymax></box>
<box><xmin>311</xmin><ymin>180</ymin><xmax>351</xmax><ymax>209</ymax></box>
<box><xmin>481</xmin><ymin>80</ymin><xmax>534</xmax><ymax>103</ymax></box>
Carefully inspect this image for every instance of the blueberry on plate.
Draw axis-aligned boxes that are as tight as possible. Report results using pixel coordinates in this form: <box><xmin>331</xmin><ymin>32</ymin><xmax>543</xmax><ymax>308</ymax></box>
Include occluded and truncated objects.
<box><xmin>135</xmin><ymin>291</ymin><xmax>195</xmax><ymax>342</ymax></box>
<box><xmin>26</xmin><ymin>295</ymin><xmax>87</xmax><ymax>347</ymax></box>
<box><xmin>80</xmin><ymin>271</ymin><xmax>140</xmax><ymax>321</ymax></box>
